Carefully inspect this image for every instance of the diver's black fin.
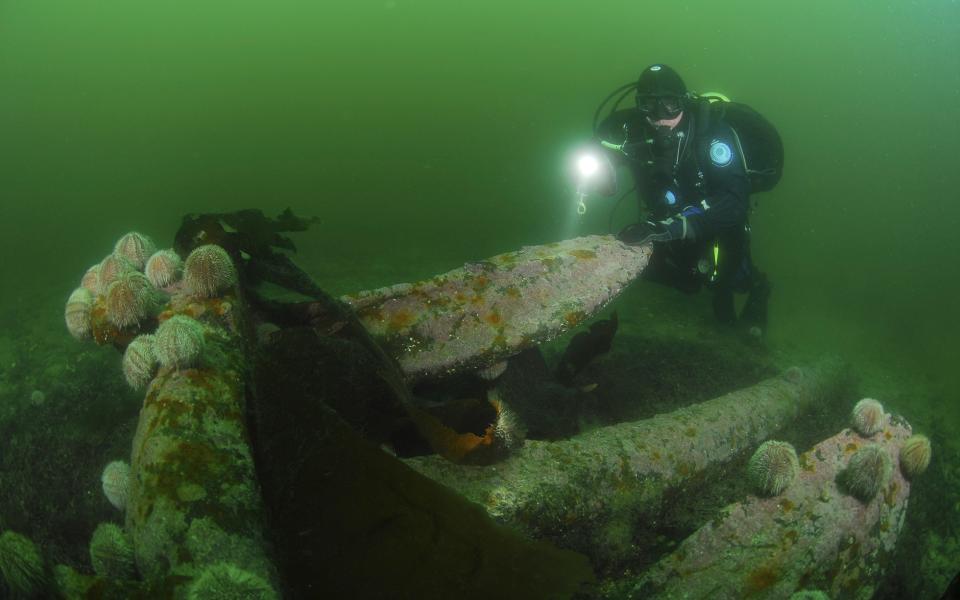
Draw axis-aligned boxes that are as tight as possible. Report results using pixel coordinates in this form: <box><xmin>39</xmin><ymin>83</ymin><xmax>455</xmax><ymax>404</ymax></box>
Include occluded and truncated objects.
<box><xmin>554</xmin><ymin>311</ymin><xmax>619</xmax><ymax>386</ymax></box>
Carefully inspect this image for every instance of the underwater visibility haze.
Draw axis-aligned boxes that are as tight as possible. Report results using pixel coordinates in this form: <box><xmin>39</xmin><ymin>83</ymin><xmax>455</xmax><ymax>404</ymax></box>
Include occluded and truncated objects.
<box><xmin>0</xmin><ymin>0</ymin><xmax>958</xmax><ymax>598</ymax></box>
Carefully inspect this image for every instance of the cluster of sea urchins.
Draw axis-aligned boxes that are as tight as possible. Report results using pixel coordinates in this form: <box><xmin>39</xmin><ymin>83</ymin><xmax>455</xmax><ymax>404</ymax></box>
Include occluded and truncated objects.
<box><xmin>745</xmin><ymin>397</ymin><xmax>933</xmax><ymax>502</ymax></box>
<box><xmin>836</xmin><ymin>398</ymin><xmax>933</xmax><ymax>502</ymax></box>
<box><xmin>65</xmin><ymin>232</ymin><xmax>167</xmax><ymax>341</ymax></box>
<box><xmin>64</xmin><ymin>232</ymin><xmax>238</xmax><ymax>391</ymax></box>
<box><xmin>848</xmin><ymin>398</ymin><xmax>932</xmax><ymax>482</ymax></box>
<box><xmin>847</xmin><ymin>398</ymin><xmax>933</xmax><ymax>490</ymax></box>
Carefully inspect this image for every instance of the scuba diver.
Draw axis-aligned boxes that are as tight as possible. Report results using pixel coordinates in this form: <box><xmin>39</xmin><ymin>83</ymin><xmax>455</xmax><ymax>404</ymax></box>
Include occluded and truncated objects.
<box><xmin>585</xmin><ymin>63</ymin><xmax>780</xmax><ymax>336</ymax></box>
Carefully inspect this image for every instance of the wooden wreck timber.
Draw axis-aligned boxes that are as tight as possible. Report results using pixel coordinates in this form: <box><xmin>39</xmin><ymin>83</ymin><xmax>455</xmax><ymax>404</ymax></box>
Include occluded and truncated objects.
<box><xmin>69</xmin><ymin>231</ymin><xmax>655</xmax><ymax>595</ymax></box>
<box><xmin>77</xmin><ymin>244</ymin><xmax>275</xmax><ymax>593</ymax></box>
<box><xmin>342</xmin><ymin>235</ymin><xmax>652</xmax><ymax>381</ymax></box>
<box><xmin>629</xmin><ymin>414</ymin><xmax>913</xmax><ymax>599</ymax></box>
<box><xmin>64</xmin><ymin>235</ymin><xmax>279</xmax><ymax>596</ymax></box>
<box><xmin>126</xmin><ymin>293</ymin><xmax>275</xmax><ymax>587</ymax></box>
<box><xmin>125</xmin><ymin>287</ymin><xmax>278</xmax><ymax>594</ymax></box>
<box><xmin>405</xmin><ymin>360</ymin><xmax>851</xmax><ymax>568</ymax></box>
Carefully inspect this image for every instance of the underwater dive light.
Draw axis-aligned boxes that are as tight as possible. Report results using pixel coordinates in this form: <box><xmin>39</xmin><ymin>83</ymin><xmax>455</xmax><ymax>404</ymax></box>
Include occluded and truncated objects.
<box><xmin>577</xmin><ymin>154</ymin><xmax>600</xmax><ymax>178</ymax></box>
<box><xmin>575</xmin><ymin>160</ymin><xmax>594</xmax><ymax>215</ymax></box>
<box><xmin>573</xmin><ymin>146</ymin><xmax>619</xmax><ymax>215</ymax></box>
<box><xmin>574</xmin><ymin>152</ymin><xmax>603</xmax><ymax>215</ymax></box>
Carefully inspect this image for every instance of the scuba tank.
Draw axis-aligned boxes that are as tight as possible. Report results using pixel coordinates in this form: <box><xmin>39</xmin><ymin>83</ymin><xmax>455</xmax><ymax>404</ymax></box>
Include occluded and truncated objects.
<box><xmin>592</xmin><ymin>85</ymin><xmax>785</xmax><ymax>195</ymax></box>
<box><xmin>694</xmin><ymin>92</ymin><xmax>784</xmax><ymax>194</ymax></box>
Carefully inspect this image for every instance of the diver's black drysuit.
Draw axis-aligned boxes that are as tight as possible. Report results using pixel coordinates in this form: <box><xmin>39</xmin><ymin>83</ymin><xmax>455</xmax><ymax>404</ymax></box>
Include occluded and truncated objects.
<box><xmin>597</xmin><ymin>102</ymin><xmax>770</xmax><ymax>329</ymax></box>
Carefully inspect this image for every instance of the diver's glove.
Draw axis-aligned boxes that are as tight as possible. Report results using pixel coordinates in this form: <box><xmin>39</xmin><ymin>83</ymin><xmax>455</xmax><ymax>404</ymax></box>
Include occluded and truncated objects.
<box><xmin>617</xmin><ymin>221</ymin><xmax>675</xmax><ymax>246</ymax></box>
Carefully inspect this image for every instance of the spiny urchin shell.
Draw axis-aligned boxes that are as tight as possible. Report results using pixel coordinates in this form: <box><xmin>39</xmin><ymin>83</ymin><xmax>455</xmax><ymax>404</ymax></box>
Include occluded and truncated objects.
<box><xmin>899</xmin><ymin>434</ymin><xmax>932</xmax><ymax>479</ymax></box>
<box><xmin>154</xmin><ymin>315</ymin><xmax>206</xmax><ymax>369</ymax></box>
<box><xmin>65</xmin><ymin>287</ymin><xmax>95</xmax><ymax>340</ymax></box>
<box><xmin>0</xmin><ymin>531</ymin><xmax>46</xmax><ymax>598</ymax></box>
<box><xmin>89</xmin><ymin>523</ymin><xmax>136</xmax><ymax>580</ymax></box>
<box><xmin>98</xmin><ymin>254</ymin><xmax>136</xmax><ymax>295</ymax></box>
<box><xmin>123</xmin><ymin>334</ymin><xmax>158</xmax><ymax>390</ymax></box>
<box><xmin>491</xmin><ymin>392</ymin><xmax>526</xmax><ymax>450</ymax></box>
<box><xmin>105</xmin><ymin>271</ymin><xmax>158</xmax><ymax>329</ymax></box>
<box><xmin>187</xmin><ymin>562</ymin><xmax>278</xmax><ymax>600</ymax></box>
<box><xmin>747</xmin><ymin>440</ymin><xmax>800</xmax><ymax>496</ymax></box>
<box><xmin>81</xmin><ymin>264</ymin><xmax>100</xmax><ymax>294</ymax></box>
<box><xmin>101</xmin><ymin>461</ymin><xmax>131</xmax><ymax>511</ymax></box>
<box><xmin>114</xmin><ymin>232</ymin><xmax>156</xmax><ymax>271</ymax></box>
<box><xmin>851</xmin><ymin>398</ymin><xmax>885</xmax><ymax>437</ymax></box>
<box><xmin>184</xmin><ymin>245</ymin><xmax>238</xmax><ymax>298</ymax></box>
<box><xmin>145</xmin><ymin>249</ymin><xmax>183</xmax><ymax>288</ymax></box>
<box><xmin>837</xmin><ymin>444</ymin><xmax>892</xmax><ymax>502</ymax></box>
<box><xmin>782</xmin><ymin>366</ymin><xmax>804</xmax><ymax>384</ymax></box>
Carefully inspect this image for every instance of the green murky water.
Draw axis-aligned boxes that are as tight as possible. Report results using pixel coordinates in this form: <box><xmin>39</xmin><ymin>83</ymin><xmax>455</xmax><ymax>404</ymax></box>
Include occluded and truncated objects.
<box><xmin>0</xmin><ymin>0</ymin><xmax>957</xmax><ymax>597</ymax></box>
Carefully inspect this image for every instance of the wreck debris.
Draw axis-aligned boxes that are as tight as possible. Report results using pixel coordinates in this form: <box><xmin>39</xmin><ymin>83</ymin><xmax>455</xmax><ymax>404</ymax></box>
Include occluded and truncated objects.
<box><xmin>66</xmin><ymin>232</ymin><xmax>278</xmax><ymax>595</ymax></box>
<box><xmin>629</xmin><ymin>412</ymin><xmax>914</xmax><ymax>598</ymax></box>
<box><xmin>124</xmin><ymin>274</ymin><xmax>277</xmax><ymax>593</ymax></box>
<box><xmin>251</xmin><ymin>329</ymin><xmax>595</xmax><ymax>598</ymax></box>
<box><xmin>342</xmin><ymin>235</ymin><xmax>651</xmax><ymax>381</ymax></box>
<box><xmin>405</xmin><ymin>360</ymin><xmax>850</xmax><ymax>567</ymax></box>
